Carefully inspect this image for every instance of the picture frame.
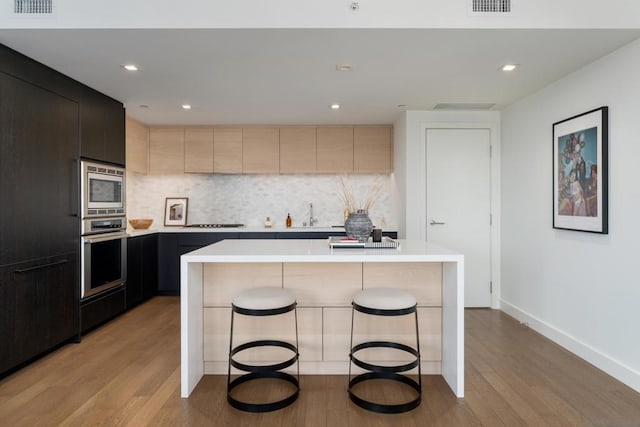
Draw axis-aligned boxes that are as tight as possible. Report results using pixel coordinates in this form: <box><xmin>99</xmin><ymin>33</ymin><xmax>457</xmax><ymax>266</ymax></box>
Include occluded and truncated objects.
<box><xmin>553</xmin><ymin>107</ymin><xmax>608</xmax><ymax>234</ymax></box>
<box><xmin>164</xmin><ymin>197</ymin><xmax>188</xmax><ymax>227</ymax></box>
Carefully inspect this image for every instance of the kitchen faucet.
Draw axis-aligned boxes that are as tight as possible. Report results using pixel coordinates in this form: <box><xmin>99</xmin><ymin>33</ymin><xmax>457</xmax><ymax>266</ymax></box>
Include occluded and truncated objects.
<box><xmin>309</xmin><ymin>203</ymin><xmax>318</xmax><ymax>227</ymax></box>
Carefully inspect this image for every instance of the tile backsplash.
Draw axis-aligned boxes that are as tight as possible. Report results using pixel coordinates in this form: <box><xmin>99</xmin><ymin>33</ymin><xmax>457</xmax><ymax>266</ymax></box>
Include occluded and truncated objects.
<box><xmin>126</xmin><ymin>173</ymin><xmax>395</xmax><ymax>229</ymax></box>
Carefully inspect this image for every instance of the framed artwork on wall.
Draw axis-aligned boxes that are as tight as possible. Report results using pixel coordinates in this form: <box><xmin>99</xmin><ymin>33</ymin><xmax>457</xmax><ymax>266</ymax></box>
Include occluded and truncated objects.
<box><xmin>553</xmin><ymin>107</ymin><xmax>608</xmax><ymax>234</ymax></box>
<box><xmin>164</xmin><ymin>197</ymin><xmax>189</xmax><ymax>226</ymax></box>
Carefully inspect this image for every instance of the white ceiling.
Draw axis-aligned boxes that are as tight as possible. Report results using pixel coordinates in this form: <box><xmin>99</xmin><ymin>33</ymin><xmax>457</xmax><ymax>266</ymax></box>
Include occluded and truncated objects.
<box><xmin>1</xmin><ymin>29</ymin><xmax>639</xmax><ymax>126</ymax></box>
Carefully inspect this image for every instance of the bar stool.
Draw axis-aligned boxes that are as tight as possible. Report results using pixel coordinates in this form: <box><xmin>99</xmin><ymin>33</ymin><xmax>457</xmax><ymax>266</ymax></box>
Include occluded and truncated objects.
<box><xmin>227</xmin><ymin>287</ymin><xmax>300</xmax><ymax>412</ymax></box>
<box><xmin>348</xmin><ymin>287</ymin><xmax>422</xmax><ymax>413</ymax></box>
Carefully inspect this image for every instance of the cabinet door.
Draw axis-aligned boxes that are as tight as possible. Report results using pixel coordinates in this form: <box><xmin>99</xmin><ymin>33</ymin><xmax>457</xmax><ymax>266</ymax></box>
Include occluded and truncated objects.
<box><xmin>125</xmin><ymin>117</ymin><xmax>149</xmax><ymax>174</ymax></box>
<box><xmin>0</xmin><ymin>72</ymin><xmax>79</xmax><ymax>266</ymax></box>
<box><xmin>158</xmin><ymin>233</ymin><xmax>234</xmax><ymax>296</ymax></box>
<box><xmin>141</xmin><ymin>234</ymin><xmax>158</xmax><ymax>300</ymax></box>
<box><xmin>316</xmin><ymin>127</ymin><xmax>353</xmax><ymax>173</ymax></box>
<box><xmin>213</xmin><ymin>128</ymin><xmax>243</xmax><ymax>173</ymax></box>
<box><xmin>0</xmin><ymin>255</ymin><xmax>78</xmax><ymax>375</ymax></box>
<box><xmin>279</xmin><ymin>127</ymin><xmax>316</xmax><ymax>173</ymax></box>
<box><xmin>149</xmin><ymin>128</ymin><xmax>185</xmax><ymax>174</ymax></box>
<box><xmin>185</xmin><ymin>128</ymin><xmax>214</xmax><ymax>173</ymax></box>
<box><xmin>126</xmin><ymin>237</ymin><xmax>144</xmax><ymax>308</ymax></box>
<box><xmin>354</xmin><ymin>126</ymin><xmax>392</xmax><ymax>173</ymax></box>
<box><xmin>80</xmin><ymin>89</ymin><xmax>125</xmax><ymax>166</ymax></box>
<box><xmin>242</xmin><ymin>128</ymin><xmax>279</xmax><ymax>174</ymax></box>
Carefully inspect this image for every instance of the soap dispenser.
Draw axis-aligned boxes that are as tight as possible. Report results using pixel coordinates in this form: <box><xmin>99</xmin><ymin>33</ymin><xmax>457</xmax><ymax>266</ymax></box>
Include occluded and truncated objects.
<box><xmin>264</xmin><ymin>216</ymin><xmax>272</xmax><ymax>228</ymax></box>
<box><xmin>286</xmin><ymin>213</ymin><xmax>292</xmax><ymax>228</ymax></box>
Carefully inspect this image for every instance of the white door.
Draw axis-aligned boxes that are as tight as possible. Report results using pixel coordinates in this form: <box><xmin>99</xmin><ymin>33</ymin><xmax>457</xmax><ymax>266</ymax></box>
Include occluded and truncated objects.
<box><xmin>426</xmin><ymin>128</ymin><xmax>492</xmax><ymax>307</ymax></box>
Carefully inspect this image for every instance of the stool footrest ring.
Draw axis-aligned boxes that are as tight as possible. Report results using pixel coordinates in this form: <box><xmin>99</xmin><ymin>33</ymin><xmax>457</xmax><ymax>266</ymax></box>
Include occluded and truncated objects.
<box><xmin>348</xmin><ymin>371</ymin><xmax>421</xmax><ymax>414</ymax></box>
<box><xmin>350</xmin><ymin>341</ymin><xmax>420</xmax><ymax>373</ymax></box>
<box><xmin>230</xmin><ymin>340</ymin><xmax>299</xmax><ymax>373</ymax></box>
<box><xmin>228</xmin><ymin>371</ymin><xmax>300</xmax><ymax>413</ymax></box>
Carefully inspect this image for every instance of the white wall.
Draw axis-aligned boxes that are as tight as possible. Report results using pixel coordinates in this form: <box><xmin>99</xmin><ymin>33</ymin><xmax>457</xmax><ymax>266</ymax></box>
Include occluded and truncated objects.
<box><xmin>126</xmin><ymin>173</ymin><xmax>395</xmax><ymax>230</ymax></box>
<box><xmin>3</xmin><ymin>1</ymin><xmax>640</xmax><ymax>28</ymax></box>
<box><xmin>501</xmin><ymin>38</ymin><xmax>640</xmax><ymax>392</ymax></box>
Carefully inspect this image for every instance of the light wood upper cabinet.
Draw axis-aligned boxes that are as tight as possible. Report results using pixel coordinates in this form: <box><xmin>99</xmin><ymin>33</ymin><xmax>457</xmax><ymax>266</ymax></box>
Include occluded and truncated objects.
<box><xmin>125</xmin><ymin>117</ymin><xmax>149</xmax><ymax>174</ymax></box>
<box><xmin>213</xmin><ymin>128</ymin><xmax>243</xmax><ymax>174</ymax></box>
<box><xmin>354</xmin><ymin>126</ymin><xmax>392</xmax><ymax>173</ymax></box>
<box><xmin>279</xmin><ymin>127</ymin><xmax>317</xmax><ymax>173</ymax></box>
<box><xmin>316</xmin><ymin>127</ymin><xmax>354</xmax><ymax>173</ymax></box>
<box><xmin>149</xmin><ymin>128</ymin><xmax>185</xmax><ymax>174</ymax></box>
<box><xmin>185</xmin><ymin>128</ymin><xmax>214</xmax><ymax>173</ymax></box>
<box><xmin>242</xmin><ymin>128</ymin><xmax>280</xmax><ymax>174</ymax></box>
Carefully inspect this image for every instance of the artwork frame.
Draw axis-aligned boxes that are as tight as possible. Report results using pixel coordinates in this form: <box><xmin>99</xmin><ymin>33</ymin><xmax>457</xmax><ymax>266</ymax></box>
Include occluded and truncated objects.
<box><xmin>553</xmin><ymin>107</ymin><xmax>608</xmax><ymax>234</ymax></box>
<box><xmin>164</xmin><ymin>197</ymin><xmax>189</xmax><ymax>227</ymax></box>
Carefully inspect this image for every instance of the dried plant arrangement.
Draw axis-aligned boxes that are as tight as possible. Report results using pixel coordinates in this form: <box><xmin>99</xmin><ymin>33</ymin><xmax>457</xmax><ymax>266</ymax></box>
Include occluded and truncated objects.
<box><xmin>338</xmin><ymin>175</ymin><xmax>383</xmax><ymax>213</ymax></box>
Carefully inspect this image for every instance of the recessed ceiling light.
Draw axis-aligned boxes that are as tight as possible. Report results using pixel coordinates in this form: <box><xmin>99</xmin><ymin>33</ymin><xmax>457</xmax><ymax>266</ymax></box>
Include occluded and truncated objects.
<box><xmin>500</xmin><ymin>64</ymin><xmax>518</xmax><ymax>72</ymax></box>
<box><xmin>336</xmin><ymin>64</ymin><xmax>353</xmax><ymax>72</ymax></box>
<box><xmin>182</xmin><ymin>104</ymin><xmax>192</xmax><ymax>110</ymax></box>
<box><xmin>330</xmin><ymin>104</ymin><xmax>340</xmax><ymax>110</ymax></box>
<box><xmin>122</xmin><ymin>64</ymin><xmax>138</xmax><ymax>71</ymax></box>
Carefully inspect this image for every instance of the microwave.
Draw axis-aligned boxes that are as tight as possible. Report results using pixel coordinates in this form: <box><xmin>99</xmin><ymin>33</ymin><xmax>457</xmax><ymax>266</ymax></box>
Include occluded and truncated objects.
<box><xmin>81</xmin><ymin>160</ymin><xmax>126</xmax><ymax>218</ymax></box>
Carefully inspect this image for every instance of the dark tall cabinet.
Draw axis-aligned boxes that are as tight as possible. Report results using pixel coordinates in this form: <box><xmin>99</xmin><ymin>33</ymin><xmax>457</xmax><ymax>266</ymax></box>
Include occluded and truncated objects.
<box><xmin>0</xmin><ymin>43</ymin><xmax>126</xmax><ymax>376</ymax></box>
<box><xmin>0</xmin><ymin>70</ymin><xmax>80</xmax><ymax>375</ymax></box>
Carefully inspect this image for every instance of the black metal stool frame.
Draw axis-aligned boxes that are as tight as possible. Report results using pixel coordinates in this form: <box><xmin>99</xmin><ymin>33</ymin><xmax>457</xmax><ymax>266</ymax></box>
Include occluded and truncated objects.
<box><xmin>227</xmin><ymin>301</ymin><xmax>300</xmax><ymax>413</ymax></box>
<box><xmin>348</xmin><ymin>301</ymin><xmax>422</xmax><ymax>414</ymax></box>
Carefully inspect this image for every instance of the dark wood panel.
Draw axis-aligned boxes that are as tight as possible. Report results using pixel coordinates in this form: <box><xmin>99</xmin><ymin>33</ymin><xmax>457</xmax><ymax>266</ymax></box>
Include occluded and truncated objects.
<box><xmin>126</xmin><ymin>234</ymin><xmax>158</xmax><ymax>309</ymax></box>
<box><xmin>80</xmin><ymin>88</ymin><xmax>125</xmax><ymax>165</ymax></box>
<box><xmin>80</xmin><ymin>286</ymin><xmax>125</xmax><ymax>334</ymax></box>
<box><xmin>0</xmin><ymin>71</ymin><xmax>80</xmax><ymax>266</ymax></box>
<box><xmin>0</xmin><ymin>254</ymin><xmax>79</xmax><ymax>376</ymax></box>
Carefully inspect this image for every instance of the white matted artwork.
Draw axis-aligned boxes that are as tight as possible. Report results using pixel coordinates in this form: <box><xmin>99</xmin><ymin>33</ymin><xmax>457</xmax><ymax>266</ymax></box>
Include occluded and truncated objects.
<box><xmin>164</xmin><ymin>197</ymin><xmax>188</xmax><ymax>226</ymax></box>
<box><xmin>553</xmin><ymin>107</ymin><xmax>608</xmax><ymax>234</ymax></box>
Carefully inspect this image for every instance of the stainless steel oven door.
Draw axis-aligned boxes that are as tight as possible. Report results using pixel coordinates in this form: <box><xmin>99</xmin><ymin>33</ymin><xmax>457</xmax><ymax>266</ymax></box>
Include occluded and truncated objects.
<box><xmin>81</xmin><ymin>231</ymin><xmax>127</xmax><ymax>299</ymax></box>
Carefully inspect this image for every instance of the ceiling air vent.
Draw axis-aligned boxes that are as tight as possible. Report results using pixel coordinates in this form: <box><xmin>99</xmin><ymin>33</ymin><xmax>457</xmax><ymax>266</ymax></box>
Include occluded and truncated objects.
<box><xmin>470</xmin><ymin>0</ymin><xmax>511</xmax><ymax>13</ymax></box>
<box><xmin>14</xmin><ymin>0</ymin><xmax>52</xmax><ymax>14</ymax></box>
<box><xmin>434</xmin><ymin>103</ymin><xmax>496</xmax><ymax>111</ymax></box>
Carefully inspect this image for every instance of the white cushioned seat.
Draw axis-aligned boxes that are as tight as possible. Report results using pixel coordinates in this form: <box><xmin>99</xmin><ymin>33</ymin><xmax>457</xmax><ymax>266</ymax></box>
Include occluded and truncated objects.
<box><xmin>353</xmin><ymin>288</ymin><xmax>416</xmax><ymax>311</ymax></box>
<box><xmin>232</xmin><ymin>287</ymin><xmax>296</xmax><ymax>311</ymax></box>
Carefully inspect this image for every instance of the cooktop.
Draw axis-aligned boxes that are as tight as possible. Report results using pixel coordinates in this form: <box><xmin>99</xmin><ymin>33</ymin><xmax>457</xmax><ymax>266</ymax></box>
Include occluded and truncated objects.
<box><xmin>184</xmin><ymin>223</ymin><xmax>245</xmax><ymax>228</ymax></box>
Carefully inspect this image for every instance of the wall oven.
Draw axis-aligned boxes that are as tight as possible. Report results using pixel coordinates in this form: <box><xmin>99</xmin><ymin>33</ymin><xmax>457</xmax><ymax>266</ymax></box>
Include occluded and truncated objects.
<box><xmin>81</xmin><ymin>160</ymin><xmax>125</xmax><ymax>218</ymax></box>
<box><xmin>81</xmin><ymin>217</ymin><xmax>127</xmax><ymax>299</ymax></box>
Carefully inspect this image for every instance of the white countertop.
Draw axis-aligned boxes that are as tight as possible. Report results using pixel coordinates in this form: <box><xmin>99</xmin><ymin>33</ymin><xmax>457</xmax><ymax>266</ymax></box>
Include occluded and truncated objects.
<box><xmin>181</xmin><ymin>238</ymin><xmax>462</xmax><ymax>263</ymax></box>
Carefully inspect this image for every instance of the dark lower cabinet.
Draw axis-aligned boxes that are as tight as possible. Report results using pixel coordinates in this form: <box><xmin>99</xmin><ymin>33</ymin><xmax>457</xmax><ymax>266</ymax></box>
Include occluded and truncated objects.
<box><xmin>80</xmin><ymin>287</ymin><xmax>126</xmax><ymax>334</ymax></box>
<box><xmin>157</xmin><ymin>233</ymin><xmax>236</xmax><ymax>296</ymax></box>
<box><xmin>0</xmin><ymin>254</ymin><xmax>79</xmax><ymax>376</ymax></box>
<box><xmin>126</xmin><ymin>234</ymin><xmax>158</xmax><ymax>309</ymax></box>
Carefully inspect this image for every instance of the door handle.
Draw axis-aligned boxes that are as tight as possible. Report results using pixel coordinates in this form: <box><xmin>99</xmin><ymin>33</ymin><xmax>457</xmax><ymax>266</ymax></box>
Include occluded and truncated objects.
<box><xmin>429</xmin><ymin>220</ymin><xmax>446</xmax><ymax>225</ymax></box>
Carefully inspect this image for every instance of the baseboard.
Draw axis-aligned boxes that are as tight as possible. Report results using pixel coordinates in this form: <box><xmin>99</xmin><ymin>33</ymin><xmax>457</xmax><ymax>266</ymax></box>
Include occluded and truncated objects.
<box><xmin>500</xmin><ymin>299</ymin><xmax>640</xmax><ymax>393</ymax></box>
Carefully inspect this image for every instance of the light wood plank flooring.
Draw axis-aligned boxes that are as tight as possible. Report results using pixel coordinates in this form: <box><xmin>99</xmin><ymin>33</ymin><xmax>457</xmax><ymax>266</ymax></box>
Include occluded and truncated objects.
<box><xmin>1</xmin><ymin>297</ymin><xmax>639</xmax><ymax>426</ymax></box>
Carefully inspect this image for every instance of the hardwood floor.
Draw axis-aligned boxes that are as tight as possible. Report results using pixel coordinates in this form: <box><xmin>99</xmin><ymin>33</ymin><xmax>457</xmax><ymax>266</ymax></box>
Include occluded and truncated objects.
<box><xmin>1</xmin><ymin>297</ymin><xmax>639</xmax><ymax>426</ymax></box>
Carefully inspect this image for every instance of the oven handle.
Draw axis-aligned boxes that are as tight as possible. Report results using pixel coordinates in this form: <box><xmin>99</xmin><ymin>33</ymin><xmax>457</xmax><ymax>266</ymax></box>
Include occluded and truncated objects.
<box><xmin>83</xmin><ymin>231</ymin><xmax>128</xmax><ymax>244</ymax></box>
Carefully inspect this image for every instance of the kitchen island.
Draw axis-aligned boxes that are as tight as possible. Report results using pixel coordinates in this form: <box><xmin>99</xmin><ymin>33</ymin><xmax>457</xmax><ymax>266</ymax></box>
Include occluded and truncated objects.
<box><xmin>180</xmin><ymin>239</ymin><xmax>464</xmax><ymax>398</ymax></box>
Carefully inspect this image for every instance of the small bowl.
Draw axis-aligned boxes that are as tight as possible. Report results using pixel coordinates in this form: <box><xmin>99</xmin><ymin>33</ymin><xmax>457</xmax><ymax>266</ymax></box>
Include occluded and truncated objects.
<box><xmin>129</xmin><ymin>219</ymin><xmax>153</xmax><ymax>229</ymax></box>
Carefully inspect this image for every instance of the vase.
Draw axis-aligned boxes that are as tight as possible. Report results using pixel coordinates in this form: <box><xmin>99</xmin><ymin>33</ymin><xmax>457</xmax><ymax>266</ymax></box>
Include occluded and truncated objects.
<box><xmin>344</xmin><ymin>209</ymin><xmax>373</xmax><ymax>242</ymax></box>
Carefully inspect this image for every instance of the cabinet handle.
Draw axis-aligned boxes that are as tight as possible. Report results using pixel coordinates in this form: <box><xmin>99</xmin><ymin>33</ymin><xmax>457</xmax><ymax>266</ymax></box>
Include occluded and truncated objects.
<box><xmin>14</xmin><ymin>259</ymin><xmax>68</xmax><ymax>274</ymax></box>
<box><xmin>429</xmin><ymin>220</ymin><xmax>446</xmax><ymax>225</ymax></box>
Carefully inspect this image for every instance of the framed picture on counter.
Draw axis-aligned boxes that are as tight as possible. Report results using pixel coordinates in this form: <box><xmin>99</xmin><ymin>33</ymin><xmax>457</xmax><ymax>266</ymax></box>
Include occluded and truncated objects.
<box><xmin>164</xmin><ymin>197</ymin><xmax>189</xmax><ymax>226</ymax></box>
<box><xmin>553</xmin><ymin>106</ymin><xmax>608</xmax><ymax>234</ymax></box>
